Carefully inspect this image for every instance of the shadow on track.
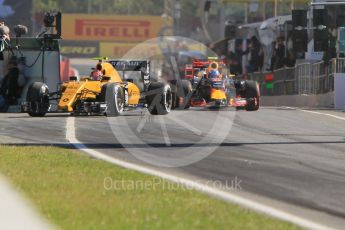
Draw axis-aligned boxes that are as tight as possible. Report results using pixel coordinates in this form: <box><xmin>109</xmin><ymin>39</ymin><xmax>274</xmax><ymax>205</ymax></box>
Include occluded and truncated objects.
<box><xmin>2</xmin><ymin>139</ymin><xmax>345</xmax><ymax>150</ymax></box>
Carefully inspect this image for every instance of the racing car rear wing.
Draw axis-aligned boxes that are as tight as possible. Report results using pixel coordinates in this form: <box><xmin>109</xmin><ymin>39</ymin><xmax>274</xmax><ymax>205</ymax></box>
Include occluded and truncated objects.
<box><xmin>192</xmin><ymin>59</ymin><xmax>227</xmax><ymax>68</ymax></box>
<box><xmin>107</xmin><ymin>60</ymin><xmax>151</xmax><ymax>90</ymax></box>
<box><xmin>108</xmin><ymin>60</ymin><xmax>150</xmax><ymax>72</ymax></box>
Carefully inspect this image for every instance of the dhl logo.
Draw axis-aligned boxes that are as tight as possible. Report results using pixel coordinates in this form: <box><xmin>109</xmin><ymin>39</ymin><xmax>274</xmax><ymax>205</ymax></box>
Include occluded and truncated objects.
<box><xmin>75</xmin><ymin>19</ymin><xmax>151</xmax><ymax>39</ymax></box>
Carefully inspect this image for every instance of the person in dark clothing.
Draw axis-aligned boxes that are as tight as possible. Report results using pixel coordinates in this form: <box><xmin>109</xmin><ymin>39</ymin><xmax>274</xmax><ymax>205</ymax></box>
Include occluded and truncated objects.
<box><xmin>0</xmin><ymin>58</ymin><xmax>20</xmax><ymax>111</ymax></box>
<box><xmin>323</xmin><ymin>30</ymin><xmax>337</xmax><ymax>66</ymax></box>
<box><xmin>228</xmin><ymin>53</ymin><xmax>243</xmax><ymax>75</ymax></box>
<box><xmin>245</xmin><ymin>36</ymin><xmax>264</xmax><ymax>73</ymax></box>
<box><xmin>270</xmin><ymin>41</ymin><xmax>277</xmax><ymax>71</ymax></box>
<box><xmin>285</xmin><ymin>50</ymin><xmax>296</xmax><ymax>68</ymax></box>
<box><xmin>273</xmin><ymin>37</ymin><xmax>285</xmax><ymax>70</ymax></box>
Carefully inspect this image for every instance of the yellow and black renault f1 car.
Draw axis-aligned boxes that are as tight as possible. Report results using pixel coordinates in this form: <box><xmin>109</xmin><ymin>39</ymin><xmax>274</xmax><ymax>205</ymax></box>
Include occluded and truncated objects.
<box><xmin>22</xmin><ymin>59</ymin><xmax>172</xmax><ymax>117</ymax></box>
<box><xmin>180</xmin><ymin>58</ymin><xmax>260</xmax><ymax>111</ymax></box>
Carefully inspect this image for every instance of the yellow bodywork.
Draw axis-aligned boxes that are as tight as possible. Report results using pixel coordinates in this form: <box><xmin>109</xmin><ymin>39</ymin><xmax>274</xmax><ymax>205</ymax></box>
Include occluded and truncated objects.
<box><xmin>210</xmin><ymin>89</ymin><xmax>227</xmax><ymax>101</ymax></box>
<box><xmin>58</xmin><ymin>62</ymin><xmax>141</xmax><ymax>112</ymax></box>
<box><xmin>127</xmin><ymin>82</ymin><xmax>141</xmax><ymax>105</ymax></box>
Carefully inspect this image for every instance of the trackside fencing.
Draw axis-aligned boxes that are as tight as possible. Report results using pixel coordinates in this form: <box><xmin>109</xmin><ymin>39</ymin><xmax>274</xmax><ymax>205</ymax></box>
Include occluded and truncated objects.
<box><xmin>248</xmin><ymin>58</ymin><xmax>345</xmax><ymax>96</ymax></box>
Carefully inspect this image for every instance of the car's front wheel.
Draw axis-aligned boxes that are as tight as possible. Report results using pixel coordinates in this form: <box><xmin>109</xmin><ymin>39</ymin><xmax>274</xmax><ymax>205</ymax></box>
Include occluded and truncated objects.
<box><xmin>245</xmin><ymin>80</ymin><xmax>260</xmax><ymax>111</ymax></box>
<box><xmin>104</xmin><ymin>83</ymin><xmax>125</xmax><ymax>117</ymax></box>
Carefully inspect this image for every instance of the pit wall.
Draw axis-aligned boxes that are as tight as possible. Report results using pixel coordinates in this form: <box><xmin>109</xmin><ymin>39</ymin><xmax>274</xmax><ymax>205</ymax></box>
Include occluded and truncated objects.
<box><xmin>261</xmin><ymin>92</ymin><xmax>335</xmax><ymax>108</ymax></box>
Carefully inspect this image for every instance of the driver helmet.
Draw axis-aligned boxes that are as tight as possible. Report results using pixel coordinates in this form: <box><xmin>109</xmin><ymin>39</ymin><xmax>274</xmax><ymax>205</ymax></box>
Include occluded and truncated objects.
<box><xmin>209</xmin><ymin>69</ymin><xmax>220</xmax><ymax>79</ymax></box>
<box><xmin>90</xmin><ymin>63</ymin><xmax>103</xmax><ymax>80</ymax></box>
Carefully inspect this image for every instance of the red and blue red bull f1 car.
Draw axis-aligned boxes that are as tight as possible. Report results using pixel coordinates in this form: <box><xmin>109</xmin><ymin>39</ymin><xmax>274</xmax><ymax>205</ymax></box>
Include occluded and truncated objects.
<box><xmin>179</xmin><ymin>58</ymin><xmax>260</xmax><ymax>111</ymax></box>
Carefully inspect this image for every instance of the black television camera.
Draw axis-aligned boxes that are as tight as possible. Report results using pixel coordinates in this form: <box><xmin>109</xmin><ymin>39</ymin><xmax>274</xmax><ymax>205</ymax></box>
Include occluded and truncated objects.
<box><xmin>43</xmin><ymin>11</ymin><xmax>62</xmax><ymax>39</ymax></box>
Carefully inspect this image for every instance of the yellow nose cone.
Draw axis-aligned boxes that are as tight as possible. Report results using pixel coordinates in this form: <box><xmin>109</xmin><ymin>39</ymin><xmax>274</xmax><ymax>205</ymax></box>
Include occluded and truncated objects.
<box><xmin>210</xmin><ymin>89</ymin><xmax>226</xmax><ymax>100</ymax></box>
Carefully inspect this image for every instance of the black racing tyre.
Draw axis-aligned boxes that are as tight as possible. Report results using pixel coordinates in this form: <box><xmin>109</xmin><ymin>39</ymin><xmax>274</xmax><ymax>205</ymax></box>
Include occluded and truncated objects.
<box><xmin>171</xmin><ymin>80</ymin><xmax>192</xmax><ymax>110</ymax></box>
<box><xmin>245</xmin><ymin>80</ymin><xmax>260</xmax><ymax>111</ymax></box>
<box><xmin>104</xmin><ymin>83</ymin><xmax>125</xmax><ymax>117</ymax></box>
<box><xmin>170</xmin><ymin>81</ymin><xmax>178</xmax><ymax>110</ymax></box>
<box><xmin>171</xmin><ymin>91</ymin><xmax>178</xmax><ymax>110</ymax></box>
<box><xmin>146</xmin><ymin>82</ymin><xmax>172</xmax><ymax>115</ymax></box>
<box><xmin>26</xmin><ymin>82</ymin><xmax>50</xmax><ymax>117</ymax></box>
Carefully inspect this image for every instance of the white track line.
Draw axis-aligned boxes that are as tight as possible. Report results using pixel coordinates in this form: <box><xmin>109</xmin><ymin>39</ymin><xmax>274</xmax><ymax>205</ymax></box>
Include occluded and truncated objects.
<box><xmin>66</xmin><ymin>117</ymin><xmax>334</xmax><ymax>230</ymax></box>
<box><xmin>301</xmin><ymin>110</ymin><xmax>345</xmax><ymax>121</ymax></box>
<box><xmin>284</xmin><ymin>107</ymin><xmax>345</xmax><ymax>121</ymax></box>
<box><xmin>159</xmin><ymin>116</ymin><xmax>171</xmax><ymax>147</ymax></box>
<box><xmin>0</xmin><ymin>176</ymin><xmax>53</xmax><ymax>230</ymax></box>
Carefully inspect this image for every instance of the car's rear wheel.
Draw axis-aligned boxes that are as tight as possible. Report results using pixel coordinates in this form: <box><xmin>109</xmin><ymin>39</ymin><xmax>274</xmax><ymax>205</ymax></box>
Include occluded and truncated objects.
<box><xmin>26</xmin><ymin>82</ymin><xmax>50</xmax><ymax>117</ymax></box>
<box><xmin>245</xmin><ymin>80</ymin><xmax>260</xmax><ymax>111</ymax></box>
<box><xmin>146</xmin><ymin>82</ymin><xmax>172</xmax><ymax>115</ymax></box>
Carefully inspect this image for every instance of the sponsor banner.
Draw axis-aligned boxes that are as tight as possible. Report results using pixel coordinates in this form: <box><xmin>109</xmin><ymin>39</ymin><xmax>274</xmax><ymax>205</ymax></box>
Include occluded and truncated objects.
<box><xmin>100</xmin><ymin>42</ymin><xmax>206</xmax><ymax>58</ymax></box>
<box><xmin>62</xmin><ymin>14</ymin><xmax>167</xmax><ymax>42</ymax></box>
<box><xmin>100</xmin><ymin>42</ymin><xmax>161</xmax><ymax>58</ymax></box>
<box><xmin>60</xmin><ymin>40</ymin><xmax>100</xmax><ymax>58</ymax></box>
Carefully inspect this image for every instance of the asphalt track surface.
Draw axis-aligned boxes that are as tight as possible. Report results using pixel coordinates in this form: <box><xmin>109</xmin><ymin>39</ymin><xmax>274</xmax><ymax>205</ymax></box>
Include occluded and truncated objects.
<box><xmin>1</xmin><ymin>107</ymin><xmax>345</xmax><ymax>229</ymax></box>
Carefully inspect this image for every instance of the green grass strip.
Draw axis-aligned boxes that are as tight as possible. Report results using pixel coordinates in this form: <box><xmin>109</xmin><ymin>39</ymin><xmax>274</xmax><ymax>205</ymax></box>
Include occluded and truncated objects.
<box><xmin>0</xmin><ymin>146</ymin><xmax>299</xmax><ymax>230</ymax></box>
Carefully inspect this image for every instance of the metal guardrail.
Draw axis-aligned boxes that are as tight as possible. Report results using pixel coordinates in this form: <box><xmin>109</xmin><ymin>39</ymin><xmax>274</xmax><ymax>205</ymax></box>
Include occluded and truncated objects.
<box><xmin>249</xmin><ymin>58</ymin><xmax>345</xmax><ymax>96</ymax></box>
<box><xmin>334</xmin><ymin>58</ymin><xmax>345</xmax><ymax>73</ymax></box>
<box><xmin>296</xmin><ymin>63</ymin><xmax>312</xmax><ymax>95</ymax></box>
